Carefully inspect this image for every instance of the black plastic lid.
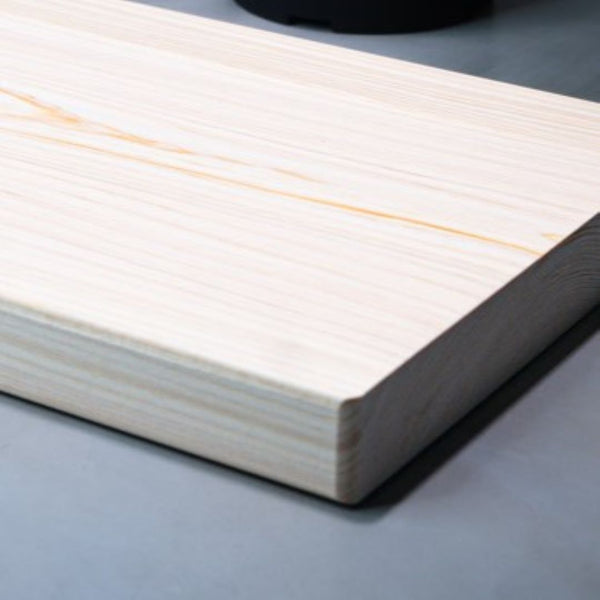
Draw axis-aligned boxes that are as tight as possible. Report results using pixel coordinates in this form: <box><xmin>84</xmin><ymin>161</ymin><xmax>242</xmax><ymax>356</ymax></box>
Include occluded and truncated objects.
<box><xmin>235</xmin><ymin>0</ymin><xmax>490</xmax><ymax>33</ymax></box>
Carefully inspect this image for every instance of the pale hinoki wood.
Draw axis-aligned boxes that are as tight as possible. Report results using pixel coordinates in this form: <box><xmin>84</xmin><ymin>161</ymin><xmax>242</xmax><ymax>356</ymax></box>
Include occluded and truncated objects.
<box><xmin>0</xmin><ymin>0</ymin><xmax>598</xmax><ymax>503</ymax></box>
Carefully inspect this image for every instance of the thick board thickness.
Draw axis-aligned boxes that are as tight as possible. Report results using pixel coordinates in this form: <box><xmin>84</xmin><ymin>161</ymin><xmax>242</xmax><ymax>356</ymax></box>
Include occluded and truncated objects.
<box><xmin>1</xmin><ymin>0</ymin><xmax>598</xmax><ymax>503</ymax></box>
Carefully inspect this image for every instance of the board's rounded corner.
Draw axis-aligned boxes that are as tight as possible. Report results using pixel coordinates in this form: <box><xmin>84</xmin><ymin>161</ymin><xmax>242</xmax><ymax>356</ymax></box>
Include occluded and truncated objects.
<box><xmin>333</xmin><ymin>395</ymin><xmax>368</xmax><ymax>505</ymax></box>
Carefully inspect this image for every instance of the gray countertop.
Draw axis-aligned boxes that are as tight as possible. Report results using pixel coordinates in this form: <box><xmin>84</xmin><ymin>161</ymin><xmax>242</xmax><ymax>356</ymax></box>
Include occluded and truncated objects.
<box><xmin>1</xmin><ymin>2</ymin><xmax>599</xmax><ymax>598</ymax></box>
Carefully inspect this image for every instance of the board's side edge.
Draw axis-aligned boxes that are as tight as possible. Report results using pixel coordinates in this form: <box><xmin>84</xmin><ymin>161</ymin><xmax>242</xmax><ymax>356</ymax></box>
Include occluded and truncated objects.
<box><xmin>335</xmin><ymin>213</ymin><xmax>600</xmax><ymax>505</ymax></box>
<box><xmin>0</xmin><ymin>306</ymin><xmax>341</xmax><ymax>499</ymax></box>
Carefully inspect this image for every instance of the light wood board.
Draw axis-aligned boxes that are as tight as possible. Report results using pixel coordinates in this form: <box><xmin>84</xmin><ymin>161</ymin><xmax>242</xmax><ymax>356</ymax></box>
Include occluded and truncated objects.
<box><xmin>1</xmin><ymin>0</ymin><xmax>598</xmax><ymax>503</ymax></box>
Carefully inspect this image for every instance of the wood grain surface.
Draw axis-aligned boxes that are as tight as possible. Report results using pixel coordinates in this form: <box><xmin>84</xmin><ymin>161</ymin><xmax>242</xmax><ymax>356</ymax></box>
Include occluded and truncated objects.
<box><xmin>1</xmin><ymin>0</ymin><xmax>599</xmax><ymax>502</ymax></box>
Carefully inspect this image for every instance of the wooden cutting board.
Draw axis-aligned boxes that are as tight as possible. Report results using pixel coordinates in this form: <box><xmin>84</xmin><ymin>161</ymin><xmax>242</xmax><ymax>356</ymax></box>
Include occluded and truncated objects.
<box><xmin>1</xmin><ymin>0</ymin><xmax>598</xmax><ymax>503</ymax></box>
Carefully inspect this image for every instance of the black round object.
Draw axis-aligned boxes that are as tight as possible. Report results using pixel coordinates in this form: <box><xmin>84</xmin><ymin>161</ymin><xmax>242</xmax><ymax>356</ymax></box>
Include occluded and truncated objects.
<box><xmin>235</xmin><ymin>0</ymin><xmax>491</xmax><ymax>33</ymax></box>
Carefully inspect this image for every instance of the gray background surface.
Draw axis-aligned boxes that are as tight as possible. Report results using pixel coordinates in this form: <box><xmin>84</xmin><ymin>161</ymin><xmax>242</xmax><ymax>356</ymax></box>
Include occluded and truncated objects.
<box><xmin>1</xmin><ymin>1</ymin><xmax>599</xmax><ymax>598</ymax></box>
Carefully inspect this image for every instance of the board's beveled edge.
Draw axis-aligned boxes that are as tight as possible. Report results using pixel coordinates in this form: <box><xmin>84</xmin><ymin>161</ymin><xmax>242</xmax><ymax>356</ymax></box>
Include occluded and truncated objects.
<box><xmin>334</xmin><ymin>214</ymin><xmax>600</xmax><ymax>505</ymax></box>
<box><xmin>0</xmin><ymin>302</ymin><xmax>344</xmax><ymax>501</ymax></box>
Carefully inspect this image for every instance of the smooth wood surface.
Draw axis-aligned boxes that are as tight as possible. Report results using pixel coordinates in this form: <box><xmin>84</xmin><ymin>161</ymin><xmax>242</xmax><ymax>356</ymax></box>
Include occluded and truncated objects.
<box><xmin>1</xmin><ymin>0</ymin><xmax>599</xmax><ymax>502</ymax></box>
